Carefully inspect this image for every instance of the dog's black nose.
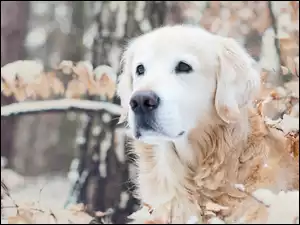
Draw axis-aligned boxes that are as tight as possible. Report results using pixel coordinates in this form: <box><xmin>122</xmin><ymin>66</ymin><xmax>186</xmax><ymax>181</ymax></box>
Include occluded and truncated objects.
<box><xmin>130</xmin><ymin>91</ymin><xmax>160</xmax><ymax>113</ymax></box>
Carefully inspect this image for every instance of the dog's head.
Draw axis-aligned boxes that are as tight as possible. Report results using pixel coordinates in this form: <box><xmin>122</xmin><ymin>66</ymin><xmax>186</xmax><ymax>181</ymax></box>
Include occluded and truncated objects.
<box><xmin>117</xmin><ymin>25</ymin><xmax>260</xmax><ymax>143</ymax></box>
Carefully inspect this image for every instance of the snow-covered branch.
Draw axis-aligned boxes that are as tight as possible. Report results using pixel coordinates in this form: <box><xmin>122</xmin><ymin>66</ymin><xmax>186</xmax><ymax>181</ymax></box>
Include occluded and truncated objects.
<box><xmin>1</xmin><ymin>99</ymin><xmax>123</xmax><ymax>117</ymax></box>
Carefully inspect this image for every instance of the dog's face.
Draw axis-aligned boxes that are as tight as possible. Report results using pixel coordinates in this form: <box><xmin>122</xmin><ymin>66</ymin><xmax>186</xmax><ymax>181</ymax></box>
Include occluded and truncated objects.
<box><xmin>118</xmin><ymin>25</ymin><xmax>260</xmax><ymax>143</ymax></box>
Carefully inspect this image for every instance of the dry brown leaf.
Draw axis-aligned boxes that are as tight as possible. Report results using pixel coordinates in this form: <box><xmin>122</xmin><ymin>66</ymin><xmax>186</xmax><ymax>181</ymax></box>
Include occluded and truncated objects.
<box><xmin>94</xmin><ymin>74</ymin><xmax>116</xmax><ymax>99</ymax></box>
<box><xmin>7</xmin><ymin>215</ymin><xmax>29</xmax><ymax>224</ymax></box>
<box><xmin>94</xmin><ymin>65</ymin><xmax>117</xmax><ymax>83</ymax></box>
<box><xmin>0</xmin><ymin>60</ymin><xmax>44</xmax><ymax>99</ymax></box>
<box><xmin>46</xmin><ymin>72</ymin><xmax>65</xmax><ymax>96</ymax></box>
<box><xmin>92</xmin><ymin>65</ymin><xmax>117</xmax><ymax>99</ymax></box>
<box><xmin>62</xmin><ymin>210</ymin><xmax>93</xmax><ymax>224</ymax></box>
<box><xmin>280</xmin><ymin>38</ymin><xmax>298</xmax><ymax>52</ymax></box>
<box><xmin>290</xmin><ymin>1</ymin><xmax>299</xmax><ymax>22</ymax></box>
<box><xmin>204</xmin><ymin>211</ymin><xmax>217</xmax><ymax>217</ymax></box>
<box><xmin>143</xmin><ymin>203</ymin><xmax>153</xmax><ymax>213</ymax></box>
<box><xmin>13</xmin><ymin>89</ymin><xmax>27</xmax><ymax>102</ymax></box>
<box><xmin>30</xmin><ymin>74</ymin><xmax>51</xmax><ymax>99</ymax></box>
<box><xmin>1</xmin><ymin>60</ymin><xmax>44</xmax><ymax>84</ymax></box>
<box><xmin>144</xmin><ymin>219</ymin><xmax>166</xmax><ymax>224</ymax></box>
<box><xmin>1</xmin><ymin>82</ymin><xmax>13</xmax><ymax>97</ymax></box>
<box><xmin>77</xmin><ymin>61</ymin><xmax>94</xmax><ymax>78</ymax></box>
<box><xmin>73</xmin><ymin>63</ymin><xmax>89</xmax><ymax>79</ymax></box>
<box><xmin>17</xmin><ymin>210</ymin><xmax>35</xmax><ymax>224</ymax></box>
<box><xmin>2</xmin><ymin>201</ymin><xmax>95</xmax><ymax>224</ymax></box>
<box><xmin>1</xmin><ymin>60</ymin><xmax>119</xmax><ymax>100</ymax></box>
<box><xmin>31</xmin><ymin>212</ymin><xmax>56</xmax><ymax>224</ymax></box>
<box><xmin>73</xmin><ymin>61</ymin><xmax>93</xmax><ymax>79</ymax></box>
<box><xmin>66</xmin><ymin>203</ymin><xmax>85</xmax><ymax>211</ymax></box>
<box><xmin>280</xmin><ymin>38</ymin><xmax>299</xmax><ymax>67</ymax></box>
<box><xmin>10</xmin><ymin>75</ymin><xmax>30</xmax><ymax>101</ymax></box>
<box><xmin>65</xmin><ymin>80</ymin><xmax>87</xmax><ymax>99</ymax></box>
<box><xmin>286</xmin><ymin>133</ymin><xmax>299</xmax><ymax>158</ymax></box>
<box><xmin>73</xmin><ymin>62</ymin><xmax>98</xmax><ymax>95</ymax></box>
<box><xmin>205</xmin><ymin>202</ymin><xmax>229</xmax><ymax>212</ymax></box>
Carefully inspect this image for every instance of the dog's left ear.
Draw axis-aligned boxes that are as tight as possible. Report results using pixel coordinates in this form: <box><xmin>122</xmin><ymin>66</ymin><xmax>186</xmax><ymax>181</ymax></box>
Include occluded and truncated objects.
<box><xmin>215</xmin><ymin>37</ymin><xmax>260</xmax><ymax>123</ymax></box>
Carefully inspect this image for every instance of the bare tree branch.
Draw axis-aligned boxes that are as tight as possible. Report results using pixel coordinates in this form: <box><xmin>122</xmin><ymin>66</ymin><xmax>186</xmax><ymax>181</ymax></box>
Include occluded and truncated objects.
<box><xmin>268</xmin><ymin>1</ymin><xmax>283</xmax><ymax>66</ymax></box>
<box><xmin>1</xmin><ymin>99</ymin><xmax>123</xmax><ymax>117</ymax></box>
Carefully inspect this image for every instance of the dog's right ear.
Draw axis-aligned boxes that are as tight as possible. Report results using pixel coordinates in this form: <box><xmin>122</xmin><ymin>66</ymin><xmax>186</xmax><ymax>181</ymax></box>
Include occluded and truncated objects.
<box><xmin>117</xmin><ymin>45</ymin><xmax>134</xmax><ymax>123</ymax></box>
<box><xmin>214</xmin><ymin>37</ymin><xmax>260</xmax><ymax>124</ymax></box>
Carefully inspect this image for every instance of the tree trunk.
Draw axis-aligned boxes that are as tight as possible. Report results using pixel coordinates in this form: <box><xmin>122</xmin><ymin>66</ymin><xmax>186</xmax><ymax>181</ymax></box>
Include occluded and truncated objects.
<box><xmin>1</xmin><ymin>1</ymin><xmax>30</xmax><ymax>168</ymax></box>
<box><xmin>72</xmin><ymin>2</ymin><xmax>172</xmax><ymax>223</ymax></box>
<box><xmin>63</xmin><ymin>1</ymin><xmax>85</xmax><ymax>62</ymax></box>
<box><xmin>12</xmin><ymin>2</ymin><xmax>86</xmax><ymax>175</ymax></box>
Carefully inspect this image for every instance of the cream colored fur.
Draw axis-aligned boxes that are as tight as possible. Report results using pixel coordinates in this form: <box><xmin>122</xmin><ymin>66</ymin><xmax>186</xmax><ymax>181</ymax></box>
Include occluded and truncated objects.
<box><xmin>117</xmin><ymin>25</ymin><xmax>299</xmax><ymax>223</ymax></box>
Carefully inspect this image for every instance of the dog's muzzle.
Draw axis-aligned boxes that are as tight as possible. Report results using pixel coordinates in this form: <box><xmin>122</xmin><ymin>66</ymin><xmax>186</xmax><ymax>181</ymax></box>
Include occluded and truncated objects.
<box><xmin>130</xmin><ymin>90</ymin><xmax>160</xmax><ymax>113</ymax></box>
<box><xmin>129</xmin><ymin>90</ymin><xmax>160</xmax><ymax>137</ymax></box>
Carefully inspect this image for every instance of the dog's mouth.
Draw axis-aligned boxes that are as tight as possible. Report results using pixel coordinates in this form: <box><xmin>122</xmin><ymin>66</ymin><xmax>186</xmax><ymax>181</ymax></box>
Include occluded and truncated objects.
<box><xmin>135</xmin><ymin>128</ymin><xmax>184</xmax><ymax>139</ymax></box>
<box><xmin>133</xmin><ymin>117</ymin><xmax>185</xmax><ymax>140</ymax></box>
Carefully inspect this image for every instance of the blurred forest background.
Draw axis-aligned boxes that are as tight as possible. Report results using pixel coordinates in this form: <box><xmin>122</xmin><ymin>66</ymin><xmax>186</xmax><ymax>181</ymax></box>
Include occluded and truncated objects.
<box><xmin>1</xmin><ymin>1</ymin><xmax>299</xmax><ymax>224</ymax></box>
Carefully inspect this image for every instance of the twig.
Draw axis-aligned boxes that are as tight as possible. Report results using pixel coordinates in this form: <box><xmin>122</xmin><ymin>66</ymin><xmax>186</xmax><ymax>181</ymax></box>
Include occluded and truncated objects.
<box><xmin>1</xmin><ymin>205</ymin><xmax>47</xmax><ymax>214</ymax></box>
<box><xmin>1</xmin><ymin>205</ymin><xmax>47</xmax><ymax>218</ymax></box>
<box><xmin>268</xmin><ymin>1</ymin><xmax>284</xmax><ymax>66</ymax></box>
<box><xmin>1</xmin><ymin>180</ymin><xmax>19</xmax><ymax>215</ymax></box>
<box><xmin>234</xmin><ymin>184</ymin><xmax>270</xmax><ymax>208</ymax></box>
<box><xmin>169</xmin><ymin>205</ymin><xmax>173</xmax><ymax>224</ymax></box>
<box><xmin>1</xmin><ymin>99</ymin><xmax>123</xmax><ymax>117</ymax></box>
<box><xmin>49</xmin><ymin>209</ymin><xmax>58</xmax><ymax>224</ymax></box>
<box><xmin>38</xmin><ymin>182</ymin><xmax>49</xmax><ymax>210</ymax></box>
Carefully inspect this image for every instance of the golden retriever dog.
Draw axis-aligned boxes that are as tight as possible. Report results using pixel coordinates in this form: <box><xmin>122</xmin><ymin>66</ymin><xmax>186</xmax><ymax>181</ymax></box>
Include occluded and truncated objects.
<box><xmin>117</xmin><ymin>25</ymin><xmax>299</xmax><ymax>223</ymax></box>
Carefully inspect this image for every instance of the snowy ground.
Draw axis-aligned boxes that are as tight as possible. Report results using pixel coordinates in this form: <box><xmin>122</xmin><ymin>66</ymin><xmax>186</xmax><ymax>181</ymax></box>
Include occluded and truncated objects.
<box><xmin>9</xmin><ymin>174</ymin><xmax>71</xmax><ymax>208</ymax></box>
<box><xmin>2</xmin><ymin>173</ymin><xmax>72</xmax><ymax>217</ymax></box>
<box><xmin>1</xmin><ymin>173</ymin><xmax>100</xmax><ymax>224</ymax></box>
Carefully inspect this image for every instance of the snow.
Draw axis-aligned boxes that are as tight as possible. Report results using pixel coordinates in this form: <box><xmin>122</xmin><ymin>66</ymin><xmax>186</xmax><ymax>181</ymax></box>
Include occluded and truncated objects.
<box><xmin>1</xmin><ymin>99</ymin><xmax>123</xmax><ymax>117</ymax></box>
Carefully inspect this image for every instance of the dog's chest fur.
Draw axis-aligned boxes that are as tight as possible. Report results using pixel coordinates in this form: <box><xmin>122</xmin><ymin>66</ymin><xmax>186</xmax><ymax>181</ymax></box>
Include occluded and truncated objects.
<box><xmin>134</xmin><ymin>140</ymin><xmax>198</xmax><ymax>222</ymax></box>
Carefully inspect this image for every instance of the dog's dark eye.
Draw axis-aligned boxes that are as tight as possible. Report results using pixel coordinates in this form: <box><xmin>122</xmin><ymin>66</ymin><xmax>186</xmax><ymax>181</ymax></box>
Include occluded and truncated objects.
<box><xmin>136</xmin><ymin>64</ymin><xmax>145</xmax><ymax>76</ymax></box>
<box><xmin>175</xmin><ymin>61</ymin><xmax>193</xmax><ymax>74</ymax></box>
